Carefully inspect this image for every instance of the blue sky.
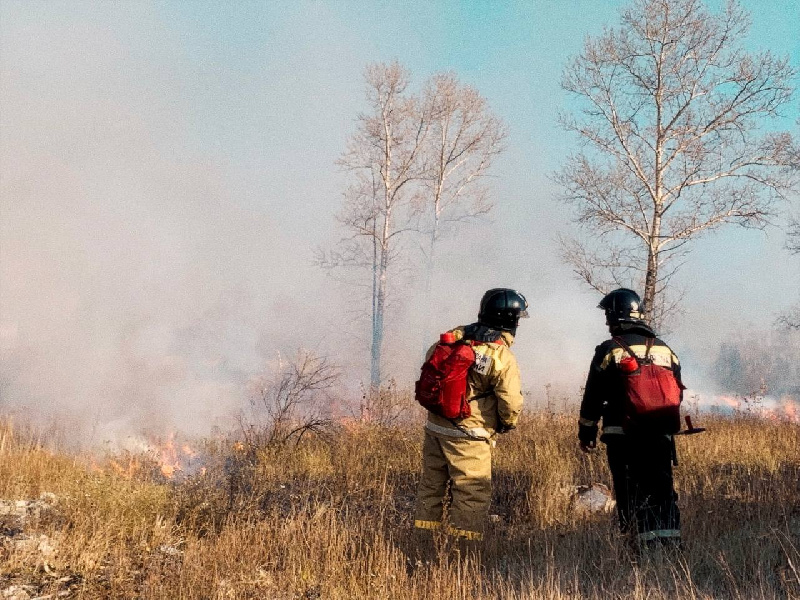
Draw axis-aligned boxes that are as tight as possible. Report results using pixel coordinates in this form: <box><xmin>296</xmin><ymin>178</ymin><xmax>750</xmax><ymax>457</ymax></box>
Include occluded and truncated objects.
<box><xmin>1</xmin><ymin>0</ymin><xmax>798</xmax><ymax>437</ymax></box>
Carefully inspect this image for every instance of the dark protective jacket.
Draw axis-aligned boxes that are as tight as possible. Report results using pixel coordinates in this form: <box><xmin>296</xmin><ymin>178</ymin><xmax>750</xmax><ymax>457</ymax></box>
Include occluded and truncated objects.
<box><xmin>579</xmin><ymin>322</ymin><xmax>682</xmax><ymax>441</ymax></box>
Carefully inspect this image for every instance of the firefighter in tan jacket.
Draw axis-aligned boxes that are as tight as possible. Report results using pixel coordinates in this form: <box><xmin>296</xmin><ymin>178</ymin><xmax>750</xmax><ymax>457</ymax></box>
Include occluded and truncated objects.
<box><xmin>414</xmin><ymin>288</ymin><xmax>527</xmax><ymax>542</ymax></box>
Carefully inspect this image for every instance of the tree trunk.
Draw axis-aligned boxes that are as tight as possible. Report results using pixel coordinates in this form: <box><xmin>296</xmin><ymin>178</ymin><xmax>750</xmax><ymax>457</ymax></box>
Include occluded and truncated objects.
<box><xmin>370</xmin><ymin>203</ymin><xmax>392</xmax><ymax>390</ymax></box>
<box><xmin>370</xmin><ymin>217</ymin><xmax>380</xmax><ymax>391</ymax></box>
<box><xmin>370</xmin><ymin>274</ymin><xmax>385</xmax><ymax>389</ymax></box>
<box><xmin>420</xmin><ymin>208</ymin><xmax>440</xmax><ymax>356</ymax></box>
<box><xmin>643</xmin><ymin>243</ymin><xmax>659</xmax><ymax>328</ymax></box>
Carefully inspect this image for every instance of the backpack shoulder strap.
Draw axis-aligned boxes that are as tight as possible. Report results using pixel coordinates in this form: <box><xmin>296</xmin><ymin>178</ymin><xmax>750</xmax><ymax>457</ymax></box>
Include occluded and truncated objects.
<box><xmin>612</xmin><ymin>336</ymin><xmax>635</xmax><ymax>358</ymax></box>
<box><xmin>644</xmin><ymin>337</ymin><xmax>654</xmax><ymax>360</ymax></box>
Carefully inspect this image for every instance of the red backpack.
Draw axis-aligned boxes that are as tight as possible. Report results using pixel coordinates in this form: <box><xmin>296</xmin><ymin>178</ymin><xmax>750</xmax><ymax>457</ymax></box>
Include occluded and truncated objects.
<box><xmin>614</xmin><ymin>337</ymin><xmax>683</xmax><ymax>434</ymax></box>
<box><xmin>415</xmin><ymin>332</ymin><xmax>475</xmax><ymax>420</ymax></box>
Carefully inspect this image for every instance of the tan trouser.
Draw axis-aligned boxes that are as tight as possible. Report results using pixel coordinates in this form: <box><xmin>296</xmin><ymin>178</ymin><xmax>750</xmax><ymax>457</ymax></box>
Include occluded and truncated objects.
<box><xmin>413</xmin><ymin>430</ymin><xmax>492</xmax><ymax>540</ymax></box>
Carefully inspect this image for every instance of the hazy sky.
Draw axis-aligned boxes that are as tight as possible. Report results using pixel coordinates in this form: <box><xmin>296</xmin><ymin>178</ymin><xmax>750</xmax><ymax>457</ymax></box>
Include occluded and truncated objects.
<box><xmin>1</xmin><ymin>0</ymin><xmax>798</xmax><ymax>441</ymax></box>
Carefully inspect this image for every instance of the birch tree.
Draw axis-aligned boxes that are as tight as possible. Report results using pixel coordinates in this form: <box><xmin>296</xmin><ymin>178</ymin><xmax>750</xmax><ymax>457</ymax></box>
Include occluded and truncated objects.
<box><xmin>557</xmin><ymin>0</ymin><xmax>797</xmax><ymax>327</ymax></box>
<box><xmin>320</xmin><ymin>62</ymin><xmax>429</xmax><ymax>390</ymax></box>
<box><xmin>418</xmin><ymin>73</ymin><xmax>506</xmax><ymax>342</ymax></box>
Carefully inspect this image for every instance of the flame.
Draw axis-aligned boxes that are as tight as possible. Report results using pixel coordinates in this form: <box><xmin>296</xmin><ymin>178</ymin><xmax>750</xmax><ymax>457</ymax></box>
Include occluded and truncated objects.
<box><xmin>770</xmin><ymin>395</ymin><xmax>799</xmax><ymax>423</ymax></box>
<box><xmin>86</xmin><ymin>432</ymin><xmax>205</xmax><ymax>480</ymax></box>
<box><xmin>154</xmin><ymin>432</ymin><xmax>201</xmax><ymax>479</ymax></box>
<box><xmin>110</xmin><ymin>455</ymin><xmax>146</xmax><ymax>479</ymax></box>
<box><xmin>87</xmin><ymin>452</ymin><xmax>152</xmax><ymax>480</ymax></box>
<box><xmin>716</xmin><ymin>395</ymin><xmax>741</xmax><ymax>409</ymax></box>
<box><xmin>688</xmin><ymin>389</ymin><xmax>799</xmax><ymax>424</ymax></box>
<box><xmin>782</xmin><ymin>398</ymin><xmax>798</xmax><ymax>422</ymax></box>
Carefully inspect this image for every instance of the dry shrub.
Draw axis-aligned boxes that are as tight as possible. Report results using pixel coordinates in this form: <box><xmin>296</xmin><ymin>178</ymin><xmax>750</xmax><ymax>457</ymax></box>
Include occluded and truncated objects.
<box><xmin>241</xmin><ymin>350</ymin><xmax>339</xmax><ymax>449</ymax></box>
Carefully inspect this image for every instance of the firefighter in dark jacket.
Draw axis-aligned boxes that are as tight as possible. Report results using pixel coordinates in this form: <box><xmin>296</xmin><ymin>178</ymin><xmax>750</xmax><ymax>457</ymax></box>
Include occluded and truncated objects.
<box><xmin>578</xmin><ymin>288</ymin><xmax>683</xmax><ymax>551</ymax></box>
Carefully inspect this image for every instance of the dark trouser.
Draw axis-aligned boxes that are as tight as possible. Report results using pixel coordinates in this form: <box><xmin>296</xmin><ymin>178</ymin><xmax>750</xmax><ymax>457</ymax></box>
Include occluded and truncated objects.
<box><xmin>605</xmin><ymin>433</ymin><xmax>680</xmax><ymax>546</ymax></box>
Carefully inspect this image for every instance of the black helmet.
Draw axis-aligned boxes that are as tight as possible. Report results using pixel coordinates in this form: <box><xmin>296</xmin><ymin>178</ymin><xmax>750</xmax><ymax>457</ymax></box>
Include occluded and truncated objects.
<box><xmin>598</xmin><ymin>288</ymin><xmax>644</xmax><ymax>325</ymax></box>
<box><xmin>478</xmin><ymin>288</ymin><xmax>529</xmax><ymax>334</ymax></box>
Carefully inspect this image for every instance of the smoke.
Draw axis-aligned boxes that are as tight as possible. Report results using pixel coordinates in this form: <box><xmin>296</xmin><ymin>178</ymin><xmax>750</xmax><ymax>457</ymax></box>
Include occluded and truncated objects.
<box><xmin>0</xmin><ymin>3</ymin><xmax>326</xmax><ymax>442</ymax></box>
<box><xmin>1</xmin><ymin>1</ymin><xmax>797</xmax><ymax>445</ymax></box>
<box><xmin>708</xmin><ymin>328</ymin><xmax>800</xmax><ymax>398</ymax></box>
<box><xmin>0</xmin><ymin>153</ymin><xmax>278</xmax><ymax>438</ymax></box>
<box><xmin>682</xmin><ymin>392</ymin><xmax>800</xmax><ymax>424</ymax></box>
<box><xmin>678</xmin><ymin>326</ymin><xmax>800</xmax><ymax>422</ymax></box>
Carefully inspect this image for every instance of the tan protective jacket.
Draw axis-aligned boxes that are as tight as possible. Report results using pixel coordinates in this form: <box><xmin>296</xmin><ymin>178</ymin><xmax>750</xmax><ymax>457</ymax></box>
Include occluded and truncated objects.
<box><xmin>425</xmin><ymin>325</ymin><xmax>523</xmax><ymax>439</ymax></box>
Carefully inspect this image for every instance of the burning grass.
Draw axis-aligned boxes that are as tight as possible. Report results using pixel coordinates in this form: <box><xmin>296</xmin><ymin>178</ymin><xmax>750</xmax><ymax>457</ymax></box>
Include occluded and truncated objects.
<box><xmin>1</xmin><ymin>412</ymin><xmax>799</xmax><ymax>599</ymax></box>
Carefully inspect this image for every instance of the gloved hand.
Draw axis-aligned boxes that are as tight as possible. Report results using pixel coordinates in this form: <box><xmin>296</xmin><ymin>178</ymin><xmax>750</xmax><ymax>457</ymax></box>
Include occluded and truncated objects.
<box><xmin>497</xmin><ymin>423</ymin><xmax>516</xmax><ymax>434</ymax></box>
<box><xmin>578</xmin><ymin>423</ymin><xmax>598</xmax><ymax>453</ymax></box>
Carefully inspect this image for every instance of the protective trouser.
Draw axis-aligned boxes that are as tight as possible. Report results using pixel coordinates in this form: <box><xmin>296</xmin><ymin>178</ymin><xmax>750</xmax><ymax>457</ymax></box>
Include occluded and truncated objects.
<box><xmin>606</xmin><ymin>433</ymin><xmax>680</xmax><ymax>546</ymax></box>
<box><xmin>413</xmin><ymin>431</ymin><xmax>492</xmax><ymax>541</ymax></box>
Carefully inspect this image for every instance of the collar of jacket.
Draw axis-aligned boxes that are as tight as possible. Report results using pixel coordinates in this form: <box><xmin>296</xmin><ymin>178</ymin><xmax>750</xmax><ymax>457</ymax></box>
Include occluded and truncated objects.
<box><xmin>609</xmin><ymin>322</ymin><xmax>656</xmax><ymax>338</ymax></box>
<box><xmin>499</xmin><ymin>331</ymin><xmax>514</xmax><ymax>346</ymax></box>
<box><xmin>456</xmin><ymin>323</ymin><xmax>514</xmax><ymax>347</ymax></box>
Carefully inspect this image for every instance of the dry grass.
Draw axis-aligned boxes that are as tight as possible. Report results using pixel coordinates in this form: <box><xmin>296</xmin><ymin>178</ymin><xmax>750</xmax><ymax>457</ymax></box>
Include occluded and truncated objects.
<box><xmin>1</xmin><ymin>410</ymin><xmax>799</xmax><ymax>599</ymax></box>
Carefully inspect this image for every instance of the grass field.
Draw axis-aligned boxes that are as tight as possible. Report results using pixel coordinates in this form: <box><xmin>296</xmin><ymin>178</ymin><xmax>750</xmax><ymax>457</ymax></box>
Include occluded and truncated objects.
<box><xmin>1</xmin><ymin>409</ymin><xmax>799</xmax><ymax>599</ymax></box>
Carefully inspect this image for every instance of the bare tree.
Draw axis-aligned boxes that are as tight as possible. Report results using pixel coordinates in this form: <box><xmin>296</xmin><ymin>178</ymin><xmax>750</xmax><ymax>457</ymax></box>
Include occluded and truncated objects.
<box><xmin>557</xmin><ymin>0</ymin><xmax>797</xmax><ymax>327</ymax></box>
<box><xmin>418</xmin><ymin>73</ymin><xmax>506</xmax><ymax>343</ymax></box>
<box><xmin>319</xmin><ymin>62</ymin><xmax>430</xmax><ymax>390</ymax></box>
